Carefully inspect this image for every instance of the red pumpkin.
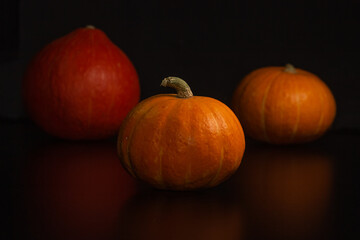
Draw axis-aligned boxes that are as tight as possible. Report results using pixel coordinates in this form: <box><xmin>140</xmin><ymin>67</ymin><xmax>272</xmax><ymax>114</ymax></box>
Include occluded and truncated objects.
<box><xmin>232</xmin><ymin>64</ymin><xmax>336</xmax><ymax>144</ymax></box>
<box><xmin>23</xmin><ymin>25</ymin><xmax>140</xmax><ymax>140</ymax></box>
<box><xmin>117</xmin><ymin>77</ymin><xmax>245</xmax><ymax>190</ymax></box>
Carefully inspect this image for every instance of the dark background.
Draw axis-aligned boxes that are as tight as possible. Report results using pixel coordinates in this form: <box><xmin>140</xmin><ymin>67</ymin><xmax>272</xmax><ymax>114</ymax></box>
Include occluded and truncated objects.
<box><xmin>1</xmin><ymin>1</ymin><xmax>360</xmax><ymax>240</ymax></box>
<box><xmin>1</xmin><ymin>0</ymin><xmax>359</xmax><ymax>129</ymax></box>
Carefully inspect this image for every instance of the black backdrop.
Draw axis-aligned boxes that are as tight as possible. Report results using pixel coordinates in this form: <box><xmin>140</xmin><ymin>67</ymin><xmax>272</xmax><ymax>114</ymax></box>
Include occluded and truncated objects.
<box><xmin>1</xmin><ymin>0</ymin><xmax>359</xmax><ymax>131</ymax></box>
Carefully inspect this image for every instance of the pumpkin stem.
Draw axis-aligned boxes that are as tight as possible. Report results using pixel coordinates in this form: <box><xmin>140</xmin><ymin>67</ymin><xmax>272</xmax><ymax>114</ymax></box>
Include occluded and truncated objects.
<box><xmin>86</xmin><ymin>25</ymin><xmax>95</xmax><ymax>29</ymax></box>
<box><xmin>161</xmin><ymin>77</ymin><xmax>193</xmax><ymax>98</ymax></box>
<box><xmin>284</xmin><ymin>63</ymin><xmax>297</xmax><ymax>74</ymax></box>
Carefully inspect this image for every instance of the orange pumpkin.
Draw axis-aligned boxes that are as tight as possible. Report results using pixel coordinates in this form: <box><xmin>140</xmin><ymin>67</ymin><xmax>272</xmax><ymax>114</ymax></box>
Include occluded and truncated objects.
<box><xmin>117</xmin><ymin>77</ymin><xmax>245</xmax><ymax>190</ymax></box>
<box><xmin>232</xmin><ymin>64</ymin><xmax>336</xmax><ymax>144</ymax></box>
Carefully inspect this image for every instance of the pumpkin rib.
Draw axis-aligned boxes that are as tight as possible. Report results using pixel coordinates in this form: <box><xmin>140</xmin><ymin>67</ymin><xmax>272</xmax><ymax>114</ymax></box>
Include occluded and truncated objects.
<box><xmin>169</xmin><ymin>98</ymin><xmax>228</xmax><ymax>189</ymax></box>
<box><xmin>221</xmin><ymin>101</ymin><xmax>244</xmax><ymax>139</ymax></box>
<box><xmin>232</xmin><ymin>67</ymin><xmax>271</xmax><ymax>110</ymax></box>
<box><xmin>118</xmin><ymin>100</ymin><xmax>145</xmax><ymax>177</ymax></box>
<box><xmin>156</xmin><ymin>99</ymin><xmax>184</xmax><ymax>188</ymax></box>
<box><xmin>279</xmin><ymin>73</ymin><xmax>299</xmax><ymax>142</ymax></box>
<box><xmin>125</xmin><ymin>97</ymin><xmax>170</xmax><ymax>178</ymax></box>
<box><xmin>121</xmin><ymin>96</ymin><xmax>177</xmax><ymax>185</ymax></box>
<box><xmin>155</xmin><ymin>148</ymin><xmax>164</xmax><ymax>186</ymax></box>
<box><xmin>207</xmin><ymin>101</ymin><xmax>245</xmax><ymax>187</ymax></box>
<box><xmin>204</xmin><ymin>99</ymin><xmax>239</xmax><ymax>187</ymax></box>
<box><xmin>152</xmin><ymin>98</ymin><xmax>183</xmax><ymax>188</ymax></box>
<box><xmin>183</xmin><ymin>98</ymin><xmax>221</xmax><ymax>188</ymax></box>
<box><xmin>180</xmin><ymin>100</ymin><xmax>194</xmax><ymax>188</ymax></box>
<box><xmin>126</xmin><ymin>107</ymin><xmax>153</xmax><ymax>180</ymax></box>
<box><xmin>207</xmin><ymin>144</ymin><xmax>225</xmax><ymax>187</ymax></box>
<box><xmin>185</xmin><ymin>99</ymin><xmax>215</xmax><ymax>188</ymax></box>
<box><xmin>117</xmin><ymin>102</ymin><xmax>139</xmax><ymax>176</ymax></box>
<box><xmin>201</xmin><ymin>101</ymin><xmax>224</xmax><ymax>187</ymax></box>
<box><xmin>279</xmin><ymin>75</ymin><xmax>289</xmax><ymax>140</ymax></box>
<box><xmin>312</xmin><ymin>79</ymin><xmax>325</xmax><ymax>137</ymax></box>
<box><xmin>261</xmin><ymin>71</ymin><xmax>283</xmax><ymax>142</ymax></box>
<box><xmin>265</xmin><ymin>72</ymin><xmax>287</xmax><ymax>142</ymax></box>
<box><xmin>290</xmin><ymin>78</ymin><xmax>301</xmax><ymax>141</ymax></box>
<box><xmin>239</xmin><ymin>69</ymin><xmax>279</xmax><ymax>141</ymax></box>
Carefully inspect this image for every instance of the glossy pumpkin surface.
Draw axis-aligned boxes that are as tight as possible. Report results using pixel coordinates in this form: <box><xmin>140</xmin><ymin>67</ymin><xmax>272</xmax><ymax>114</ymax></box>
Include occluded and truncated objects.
<box><xmin>232</xmin><ymin>64</ymin><xmax>336</xmax><ymax>144</ymax></box>
<box><xmin>117</xmin><ymin>77</ymin><xmax>245</xmax><ymax>190</ymax></box>
<box><xmin>23</xmin><ymin>26</ymin><xmax>140</xmax><ymax>140</ymax></box>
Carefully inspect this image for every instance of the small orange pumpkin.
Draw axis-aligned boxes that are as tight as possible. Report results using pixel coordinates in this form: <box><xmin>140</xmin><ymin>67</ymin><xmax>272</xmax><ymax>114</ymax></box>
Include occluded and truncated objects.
<box><xmin>117</xmin><ymin>77</ymin><xmax>245</xmax><ymax>190</ymax></box>
<box><xmin>232</xmin><ymin>64</ymin><xmax>336</xmax><ymax>144</ymax></box>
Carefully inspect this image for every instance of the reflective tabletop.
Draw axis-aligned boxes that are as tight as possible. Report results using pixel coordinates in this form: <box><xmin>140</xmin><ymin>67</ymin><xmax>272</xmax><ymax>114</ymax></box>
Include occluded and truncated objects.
<box><xmin>2</xmin><ymin>122</ymin><xmax>359</xmax><ymax>240</ymax></box>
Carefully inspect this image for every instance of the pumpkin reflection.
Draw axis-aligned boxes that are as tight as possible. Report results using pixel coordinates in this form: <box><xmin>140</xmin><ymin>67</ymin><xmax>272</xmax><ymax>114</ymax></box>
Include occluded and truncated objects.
<box><xmin>235</xmin><ymin>144</ymin><xmax>334</xmax><ymax>240</ymax></box>
<box><xmin>118</xmin><ymin>190</ymin><xmax>243</xmax><ymax>240</ymax></box>
<box><xmin>17</xmin><ymin>140</ymin><xmax>137</xmax><ymax>240</ymax></box>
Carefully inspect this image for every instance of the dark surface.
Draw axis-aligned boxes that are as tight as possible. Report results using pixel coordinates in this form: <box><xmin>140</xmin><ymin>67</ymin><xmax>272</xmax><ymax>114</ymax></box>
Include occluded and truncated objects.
<box><xmin>2</xmin><ymin>121</ymin><xmax>359</xmax><ymax>240</ymax></box>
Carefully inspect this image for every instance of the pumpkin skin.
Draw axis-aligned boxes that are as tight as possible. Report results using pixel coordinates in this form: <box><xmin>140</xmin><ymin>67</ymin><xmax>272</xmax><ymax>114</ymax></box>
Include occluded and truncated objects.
<box><xmin>23</xmin><ymin>25</ymin><xmax>140</xmax><ymax>140</ymax></box>
<box><xmin>117</xmin><ymin>77</ymin><xmax>245</xmax><ymax>190</ymax></box>
<box><xmin>232</xmin><ymin>64</ymin><xmax>336</xmax><ymax>144</ymax></box>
